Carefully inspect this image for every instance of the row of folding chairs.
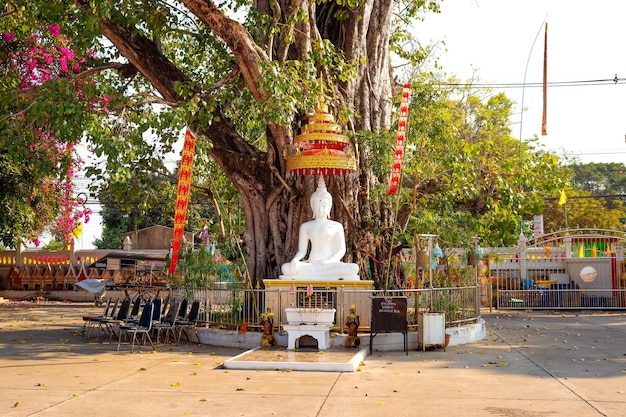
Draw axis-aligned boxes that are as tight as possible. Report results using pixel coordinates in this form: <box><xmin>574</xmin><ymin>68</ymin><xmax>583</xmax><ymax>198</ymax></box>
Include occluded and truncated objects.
<box><xmin>83</xmin><ymin>295</ymin><xmax>202</xmax><ymax>352</ymax></box>
<box><xmin>115</xmin><ymin>297</ymin><xmax>201</xmax><ymax>353</ymax></box>
<box><xmin>151</xmin><ymin>297</ymin><xmax>202</xmax><ymax>345</ymax></box>
<box><xmin>82</xmin><ymin>296</ymin><xmax>142</xmax><ymax>341</ymax></box>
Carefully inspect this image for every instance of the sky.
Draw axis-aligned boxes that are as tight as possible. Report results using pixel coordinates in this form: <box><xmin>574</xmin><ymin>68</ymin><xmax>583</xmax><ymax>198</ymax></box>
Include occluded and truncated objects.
<box><xmin>416</xmin><ymin>0</ymin><xmax>626</xmax><ymax>164</ymax></box>
<box><xmin>72</xmin><ymin>0</ymin><xmax>626</xmax><ymax>249</ymax></box>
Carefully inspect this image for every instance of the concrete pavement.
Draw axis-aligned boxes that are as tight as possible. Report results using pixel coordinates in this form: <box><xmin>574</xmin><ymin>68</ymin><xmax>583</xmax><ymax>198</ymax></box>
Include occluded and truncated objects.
<box><xmin>0</xmin><ymin>301</ymin><xmax>625</xmax><ymax>417</ymax></box>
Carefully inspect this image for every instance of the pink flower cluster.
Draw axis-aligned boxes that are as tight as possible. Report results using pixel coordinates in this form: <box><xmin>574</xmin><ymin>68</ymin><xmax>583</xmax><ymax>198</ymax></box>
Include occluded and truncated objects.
<box><xmin>3</xmin><ymin>25</ymin><xmax>97</xmax><ymax>247</ymax></box>
<box><xmin>3</xmin><ymin>25</ymin><xmax>88</xmax><ymax>89</ymax></box>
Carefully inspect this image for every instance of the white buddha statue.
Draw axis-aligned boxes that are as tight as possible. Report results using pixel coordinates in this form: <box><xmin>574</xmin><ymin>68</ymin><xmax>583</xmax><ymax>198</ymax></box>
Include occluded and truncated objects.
<box><xmin>280</xmin><ymin>177</ymin><xmax>360</xmax><ymax>281</ymax></box>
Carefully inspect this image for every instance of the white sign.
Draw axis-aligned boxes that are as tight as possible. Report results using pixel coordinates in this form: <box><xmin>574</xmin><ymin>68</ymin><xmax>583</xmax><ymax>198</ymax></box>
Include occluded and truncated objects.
<box><xmin>533</xmin><ymin>215</ymin><xmax>544</xmax><ymax>237</ymax></box>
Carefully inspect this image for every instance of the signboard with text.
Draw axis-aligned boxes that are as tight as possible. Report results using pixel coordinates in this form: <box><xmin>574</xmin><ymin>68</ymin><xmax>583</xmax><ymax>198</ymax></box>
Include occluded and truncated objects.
<box><xmin>370</xmin><ymin>296</ymin><xmax>408</xmax><ymax>354</ymax></box>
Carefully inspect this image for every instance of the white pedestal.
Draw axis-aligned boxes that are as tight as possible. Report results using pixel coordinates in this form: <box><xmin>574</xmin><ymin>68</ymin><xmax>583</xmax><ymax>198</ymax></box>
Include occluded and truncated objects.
<box><xmin>283</xmin><ymin>324</ymin><xmax>332</xmax><ymax>350</ymax></box>
<box><xmin>284</xmin><ymin>308</ymin><xmax>335</xmax><ymax>325</ymax></box>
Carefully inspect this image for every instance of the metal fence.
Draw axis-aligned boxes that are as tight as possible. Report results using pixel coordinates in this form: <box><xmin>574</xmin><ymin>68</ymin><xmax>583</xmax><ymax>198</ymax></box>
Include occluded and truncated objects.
<box><xmin>497</xmin><ymin>288</ymin><xmax>626</xmax><ymax>309</ymax></box>
<box><xmin>171</xmin><ymin>285</ymin><xmax>480</xmax><ymax>332</ymax></box>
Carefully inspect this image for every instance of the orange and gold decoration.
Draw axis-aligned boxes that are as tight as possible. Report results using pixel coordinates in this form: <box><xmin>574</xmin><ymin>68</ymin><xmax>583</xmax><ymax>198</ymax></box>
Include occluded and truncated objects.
<box><xmin>387</xmin><ymin>84</ymin><xmax>411</xmax><ymax>196</ymax></box>
<box><xmin>286</xmin><ymin>97</ymin><xmax>356</xmax><ymax>176</ymax></box>
<box><xmin>169</xmin><ymin>129</ymin><xmax>196</xmax><ymax>275</ymax></box>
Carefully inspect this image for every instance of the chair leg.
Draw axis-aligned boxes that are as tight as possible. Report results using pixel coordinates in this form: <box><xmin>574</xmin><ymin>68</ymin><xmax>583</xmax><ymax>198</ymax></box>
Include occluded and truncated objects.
<box><xmin>117</xmin><ymin>329</ymin><xmax>124</xmax><ymax>351</ymax></box>
<box><xmin>143</xmin><ymin>331</ymin><xmax>155</xmax><ymax>351</ymax></box>
<box><xmin>130</xmin><ymin>332</ymin><xmax>138</xmax><ymax>353</ymax></box>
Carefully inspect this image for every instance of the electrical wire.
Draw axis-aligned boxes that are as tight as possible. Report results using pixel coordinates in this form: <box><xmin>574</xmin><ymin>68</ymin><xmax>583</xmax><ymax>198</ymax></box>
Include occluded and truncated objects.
<box><xmin>433</xmin><ymin>77</ymin><xmax>626</xmax><ymax>89</ymax></box>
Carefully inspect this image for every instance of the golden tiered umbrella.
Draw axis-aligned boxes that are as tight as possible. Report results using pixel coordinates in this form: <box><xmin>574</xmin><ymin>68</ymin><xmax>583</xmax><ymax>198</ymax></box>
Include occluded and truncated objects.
<box><xmin>286</xmin><ymin>97</ymin><xmax>356</xmax><ymax>176</ymax></box>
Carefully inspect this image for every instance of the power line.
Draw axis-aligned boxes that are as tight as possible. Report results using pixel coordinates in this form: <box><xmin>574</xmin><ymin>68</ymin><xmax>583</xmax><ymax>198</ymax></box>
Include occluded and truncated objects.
<box><xmin>434</xmin><ymin>77</ymin><xmax>626</xmax><ymax>89</ymax></box>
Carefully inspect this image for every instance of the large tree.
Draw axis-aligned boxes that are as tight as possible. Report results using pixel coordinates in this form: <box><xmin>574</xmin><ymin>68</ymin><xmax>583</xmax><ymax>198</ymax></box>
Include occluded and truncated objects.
<box><xmin>3</xmin><ymin>0</ymin><xmax>442</xmax><ymax>286</ymax></box>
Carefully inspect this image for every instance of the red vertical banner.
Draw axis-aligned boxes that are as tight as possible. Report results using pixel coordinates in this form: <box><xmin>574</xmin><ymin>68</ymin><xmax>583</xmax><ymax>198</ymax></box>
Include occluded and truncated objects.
<box><xmin>169</xmin><ymin>129</ymin><xmax>196</xmax><ymax>275</ymax></box>
<box><xmin>541</xmin><ymin>22</ymin><xmax>548</xmax><ymax>136</ymax></box>
<box><xmin>387</xmin><ymin>84</ymin><xmax>411</xmax><ymax>195</ymax></box>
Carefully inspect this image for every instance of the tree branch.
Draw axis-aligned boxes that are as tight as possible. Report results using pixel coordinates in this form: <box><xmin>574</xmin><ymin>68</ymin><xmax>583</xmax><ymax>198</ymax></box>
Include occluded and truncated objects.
<box><xmin>180</xmin><ymin>0</ymin><xmax>270</xmax><ymax>102</ymax></box>
<box><xmin>74</xmin><ymin>0</ymin><xmax>192</xmax><ymax>103</ymax></box>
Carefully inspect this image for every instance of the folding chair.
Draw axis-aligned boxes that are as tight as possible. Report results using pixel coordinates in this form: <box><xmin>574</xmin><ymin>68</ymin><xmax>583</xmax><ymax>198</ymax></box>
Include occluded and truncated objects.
<box><xmin>91</xmin><ymin>298</ymin><xmax>121</xmax><ymax>340</ymax></box>
<box><xmin>153</xmin><ymin>298</ymin><xmax>180</xmax><ymax>345</ymax></box>
<box><xmin>83</xmin><ymin>297</ymin><xmax>117</xmax><ymax>339</ymax></box>
<box><xmin>175</xmin><ymin>300</ymin><xmax>200</xmax><ymax>344</ymax></box>
<box><xmin>117</xmin><ymin>301</ymin><xmax>155</xmax><ymax>353</ymax></box>
<box><xmin>101</xmin><ymin>296</ymin><xmax>132</xmax><ymax>343</ymax></box>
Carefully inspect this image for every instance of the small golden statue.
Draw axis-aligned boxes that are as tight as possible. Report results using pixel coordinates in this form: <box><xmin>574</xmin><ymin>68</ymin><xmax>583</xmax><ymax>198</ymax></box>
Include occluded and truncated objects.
<box><xmin>260</xmin><ymin>307</ymin><xmax>275</xmax><ymax>348</ymax></box>
<box><xmin>345</xmin><ymin>304</ymin><xmax>360</xmax><ymax>348</ymax></box>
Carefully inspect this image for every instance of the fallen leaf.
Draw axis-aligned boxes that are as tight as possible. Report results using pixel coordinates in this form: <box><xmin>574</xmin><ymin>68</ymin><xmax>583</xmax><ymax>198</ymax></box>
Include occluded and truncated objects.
<box><xmin>171</xmin><ymin>382</ymin><xmax>180</xmax><ymax>386</ymax></box>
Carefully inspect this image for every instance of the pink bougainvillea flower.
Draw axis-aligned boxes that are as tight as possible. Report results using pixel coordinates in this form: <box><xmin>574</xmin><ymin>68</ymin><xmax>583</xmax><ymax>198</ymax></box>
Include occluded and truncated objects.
<box><xmin>48</xmin><ymin>25</ymin><xmax>61</xmax><ymax>37</ymax></box>
<box><xmin>3</xmin><ymin>32</ymin><xmax>15</xmax><ymax>42</ymax></box>
<box><xmin>60</xmin><ymin>46</ymin><xmax>74</xmax><ymax>60</ymax></box>
<box><xmin>59</xmin><ymin>57</ymin><xmax>68</xmax><ymax>72</ymax></box>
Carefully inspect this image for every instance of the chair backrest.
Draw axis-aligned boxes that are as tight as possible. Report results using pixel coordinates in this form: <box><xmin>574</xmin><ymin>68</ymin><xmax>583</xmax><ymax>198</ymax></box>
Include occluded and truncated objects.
<box><xmin>152</xmin><ymin>298</ymin><xmax>163</xmax><ymax>323</ymax></box>
<box><xmin>130</xmin><ymin>296</ymin><xmax>141</xmax><ymax>318</ymax></box>
<box><xmin>162</xmin><ymin>297</ymin><xmax>170</xmax><ymax>316</ymax></box>
<box><xmin>108</xmin><ymin>298</ymin><xmax>120</xmax><ymax>319</ymax></box>
<box><xmin>116</xmin><ymin>297</ymin><xmax>132</xmax><ymax>321</ymax></box>
<box><xmin>163</xmin><ymin>299</ymin><xmax>180</xmax><ymax>325</ymax></box>
<box><xmin>187</xmin><ymin>300</ymin><xmax>200</xmax><ymax>322</ymax></box>
<box><xmin>101</xmin><ymin>297</ymin><xmax>112</xmax><ymax>316</ymax></box>
<box><xmin>177</xmin><ymin>299</ymin><xmax>188</xmax><ymax>319</ymax></box>
<box><xmin>138</xmin><ymin>302</ymin><xmax>154</xmax><ymax>330</ymax></box>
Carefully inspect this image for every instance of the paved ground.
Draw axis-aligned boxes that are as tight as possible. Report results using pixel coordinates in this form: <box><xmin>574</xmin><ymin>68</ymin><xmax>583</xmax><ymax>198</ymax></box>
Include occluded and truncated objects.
<box><xmin>0</xmin><ymin>300</ymin><xmax>625</xmax><ymax>417</ymax></box>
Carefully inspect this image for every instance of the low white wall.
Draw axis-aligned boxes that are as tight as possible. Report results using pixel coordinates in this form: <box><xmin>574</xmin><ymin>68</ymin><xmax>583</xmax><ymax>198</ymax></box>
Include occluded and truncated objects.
<box><xmin>194</xmin><ymin>319</ymin><xmax>486</xmax><ymax>352</ymax></box>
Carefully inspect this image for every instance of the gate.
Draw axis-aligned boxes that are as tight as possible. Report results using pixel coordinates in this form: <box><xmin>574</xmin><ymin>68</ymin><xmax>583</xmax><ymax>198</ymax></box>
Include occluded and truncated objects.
<box><xmin>486</xmin><ymin>228</ymin><xmax>626</xmax><ymax>310</ymax></box>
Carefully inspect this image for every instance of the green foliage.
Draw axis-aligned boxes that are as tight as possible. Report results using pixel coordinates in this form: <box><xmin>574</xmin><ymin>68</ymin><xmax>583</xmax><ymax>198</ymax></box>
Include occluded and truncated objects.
<box><xmin>536</xmin><ymin>162</ymin><xmax>626</xmax><ymax>232</ymax></box>
<box><xmin>176</xmin><ymin>248</ymin><xmax>242</xmax><ymax>289</ymax></box>
<box><xmin>385</xmin><ymin>72</ymin><xmax>566</xmax><ymax>248</ymax></box>
<box><xmin>543</xmin><ymin>190</ymin><xmax>626</xmax><ymax>231</ymax></box>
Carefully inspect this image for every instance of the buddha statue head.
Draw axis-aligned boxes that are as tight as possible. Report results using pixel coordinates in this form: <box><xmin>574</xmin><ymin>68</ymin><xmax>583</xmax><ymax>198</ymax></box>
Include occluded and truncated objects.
<box><xmin>310</xmin><ymin>177</ymin><xmax>332</xmax><ymax>219</ymax></box>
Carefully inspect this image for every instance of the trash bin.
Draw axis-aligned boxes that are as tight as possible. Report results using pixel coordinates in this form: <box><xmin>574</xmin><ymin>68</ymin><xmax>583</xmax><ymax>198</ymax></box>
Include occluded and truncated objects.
<box><xmin>418</xmin><ymin>312</ymin><xmax>445</xmax><ymax>351</ymax></box>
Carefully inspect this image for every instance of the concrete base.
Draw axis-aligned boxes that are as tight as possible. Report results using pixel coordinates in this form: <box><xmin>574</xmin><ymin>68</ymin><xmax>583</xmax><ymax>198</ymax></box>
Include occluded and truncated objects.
<box><xmin>224</xmin><ymin>346</ymin><xmax>369</xmax><ymax>372</ymax></box>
